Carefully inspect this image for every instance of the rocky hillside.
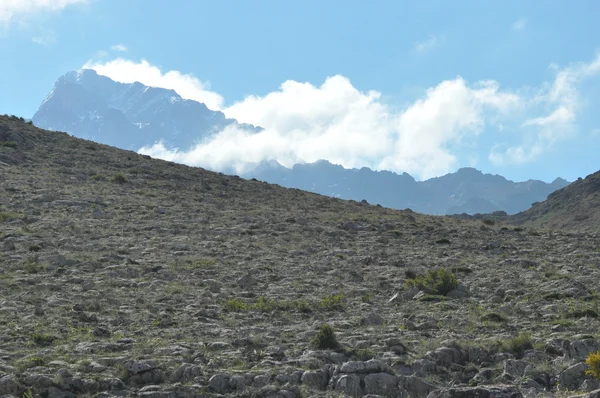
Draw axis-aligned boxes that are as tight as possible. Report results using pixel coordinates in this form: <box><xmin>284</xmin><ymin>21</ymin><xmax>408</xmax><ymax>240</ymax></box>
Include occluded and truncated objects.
<box><xmin>509</xmin><ymin>170</ymin><xmax>600</xmax><ymax>232</ymax></box>
<box><xmin>1</xmin><ymin>114</ymin><xmax>600</xmax><ymax>397</ymax></box>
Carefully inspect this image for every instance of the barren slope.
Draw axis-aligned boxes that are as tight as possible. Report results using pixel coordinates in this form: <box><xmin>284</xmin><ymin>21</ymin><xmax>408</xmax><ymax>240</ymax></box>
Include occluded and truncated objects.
<box><xmin>1</xmin><ymin>115</ymin><xmax>600</xmax><ymax>397</ymax></box>
<box><xmin>510</xmin><ymin>170</ymin><xmax>600</xmax><ymax>232</ymax></box>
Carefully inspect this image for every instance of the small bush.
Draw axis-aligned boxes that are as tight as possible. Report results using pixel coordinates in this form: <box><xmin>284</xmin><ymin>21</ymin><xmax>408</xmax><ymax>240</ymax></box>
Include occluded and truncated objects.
<box><xmin>405</xmin><ymin>269</ymin><xmax>418</xmax><ymax>279</ymax></box>
<box><xmin>481</xmin><ymin>312</ymin><xmax>507</xmax><ymax>323</ymax></box>
<box><xmin>0</xmin><ymin>141</ymin><xmax>17</xmax><ymax>148</ymax></box>
<box><xmin>586</xmin><ymin>352</ymin><xmax>600</xmax><ymax>379</ymax></box>
<box><xmin>406</xmin><ymin>268</ymin><xmax>459</xmax><ymax>296</ymax></box>
<box><xmin>112</xmin><ymin>173</ymin><xmax>128</xmax><ymax>184</ymax></box>
<box><xmin>223</xmin><ymin>299</ymin><xmax>249</xmax><ymax>312</ymax></box>
<box><xmin>482</xmin><ymin>219</ymin><xmax>495</xmax><ymax>226</ymax></box>
<box><xmin>321</xmin><ymin>294</ymin><xmax>344</xmax><ymax>311</ymax></box>
<box><xmin>494</xmin><ymin>333</ymin><xmax>533</xmax><ymax>358</ymax></box>
<box><xmin>313</xmin><ymin>324</ymin><xmax>338</xmax><ymax>350</ymax></box>
<box><xmin>435</xmin><ymin>238</ymin><xmax>451</xmax><ymax>244</ymax></box>
<box><xmin>0</xmin><ymin>212</ymin><xmax>18</xmax><ymax>222</ymax></box>
<box><xmin>31</xmin><ymin>331</ymin><xmax>57</xmax><ymax>346</ymax></box>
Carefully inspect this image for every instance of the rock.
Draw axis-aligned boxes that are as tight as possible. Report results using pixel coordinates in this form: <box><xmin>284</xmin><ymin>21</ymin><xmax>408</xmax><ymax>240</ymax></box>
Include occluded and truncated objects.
<box><xmin>300</xmin><ymin>370</ymin><xmax>328</xmax><ymax>390</ymax></box>
<box><xmin>504</xmin><ymin>359</ymin><xmax>528</xmax><ymax>378</ymax></box>
<box><xmin>0</xmin><ymin>375</ymin><xmax>22</xmax><ymax>396</ymax></box>
<box><xmin>48</xmin><ymin>386</ymin><xmax>77</xmax><ymax>398</ymax></box>
<box><xmin>361</xmin><ymin>312</ymin><xmax>384</xmax><ymax>326</ymax></box>
<box><xmin>364</xmin><ymin>372</ymin><xmax>397</xmax><ymax>396</ymax></box>
<box><xmin>229</xmin><ymin>375</ymin><xmax>246</xmax><ymax>391</ymax></box>
<box><xmin>209</xmin><ymin>373</ymin><xmax>230</xmax><ymax>394</ymax></box>
<box><xmin>564</xmin><ymin>339</ymin><xmax>600</xmax><ymax>361</ymax></box>
<box><xmin>427</xmin><ymin>384</ymin><xmax>523</xmax><ymax>398</ymax></box>
<box><xmin>398</xmin><ymin>375</ymin><xmax>437</xmax><ymax>398</ymax></box>
<box><xmin>413</xmin><ymin>359</ymin><xmax>437</xmax><ymax>377</ymax></box>
<box><xmin>253</xmin><ymin>374</ymin><xmax>270</xmax><ymax>387</ymax></box>
<box><xmin>558</xmin><ymin>362</ymin><xmax>588</xmax><ymax>390</ymax></box>
<box><xmin>334</xmin><ymin>374</ymin><xmax>362</xmax><ymax>397</ymax></box>
<box><xmin>169</xmin><ymin>364</ymin><xmax>202</xmax><ymax>383</ymax></box>
<box><xmin>446</xmin><ymin>284</ymin><xmax>470</xmax><ymax>298</ymax></box>
<box><xmin>426</xmin><ymin>347</ymin><xmax>465</xmax><ymax>367</ymax></box>
<box><xmin>340</xmin><ymin>359</ymin><xmax>394</xmax><ymax>375</ymax></box>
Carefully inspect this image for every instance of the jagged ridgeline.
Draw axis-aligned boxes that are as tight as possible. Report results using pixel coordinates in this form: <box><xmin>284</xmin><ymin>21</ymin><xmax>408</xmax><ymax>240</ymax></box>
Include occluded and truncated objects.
<box><xmin>1</xmin><ymin>114</ymin><xmax>600</xmax><ymax>397</ymax></box>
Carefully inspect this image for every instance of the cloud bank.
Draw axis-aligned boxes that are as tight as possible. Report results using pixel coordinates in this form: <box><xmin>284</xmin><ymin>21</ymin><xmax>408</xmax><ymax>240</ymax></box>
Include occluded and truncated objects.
<box><xmin>0</xmin><ymin>0</ymin><xmax>87</xmax><ymax>23</ymax></box>
<box><xmin>88</xmin><ymin>55</ymin><xmax>600</xmax><ymax>180</ymax></box>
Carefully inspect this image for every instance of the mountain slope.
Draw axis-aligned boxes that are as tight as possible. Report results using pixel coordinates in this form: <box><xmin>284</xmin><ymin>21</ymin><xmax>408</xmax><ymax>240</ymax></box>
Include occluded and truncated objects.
<box><xmin>32</xmin><ymin>69</ymin><xmax>259</xmax><ymax>150</ymax></box>
<box><xmin>509</xmin><ymin>170</ymin><xmax>600</xmax><ymax>231</ymax></box>
<box><xmin>2</xmin><ymin>115</ymin><xmax>600</xmax><ymax>396</ymax></box>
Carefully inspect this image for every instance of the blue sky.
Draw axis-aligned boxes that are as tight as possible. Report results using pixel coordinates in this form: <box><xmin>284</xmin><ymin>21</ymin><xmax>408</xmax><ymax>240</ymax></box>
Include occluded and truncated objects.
<box><xmin>1</xmin><ymin>0</ymin><xmax>600</xmax><ymax>182</ymax></box>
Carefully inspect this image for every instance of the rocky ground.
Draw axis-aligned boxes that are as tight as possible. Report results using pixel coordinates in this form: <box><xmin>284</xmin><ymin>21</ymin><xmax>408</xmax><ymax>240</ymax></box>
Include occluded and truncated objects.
<box><xmin>1</xmin><ymin>115</ymin><xmax>600</xmax><ymax>397</ymax></box>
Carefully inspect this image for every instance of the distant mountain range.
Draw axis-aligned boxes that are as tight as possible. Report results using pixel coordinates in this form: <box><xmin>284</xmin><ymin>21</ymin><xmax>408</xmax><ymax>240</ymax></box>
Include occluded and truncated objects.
<box><xmin>240</xmin><ymin>160</ymin><xmax>569</xmax><ymax>215</ymax></box>
<box><xmin>32</xmin><ymin>70</ymin><xmax>571</xmax><ymax>215</ymax></box>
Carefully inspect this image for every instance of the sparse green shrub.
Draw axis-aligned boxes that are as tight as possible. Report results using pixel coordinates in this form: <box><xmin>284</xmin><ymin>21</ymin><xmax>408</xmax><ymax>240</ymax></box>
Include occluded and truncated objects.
<box><xmin>481</xmin><ymin>312</ymin><xmax>507</xmax><ymax>323</ymax></box>
<box><xmin>112</xmin><ymin>173</ymin><xmax>128</xmax><ymax>184</ymax></box>
<box><xmin>0</xmin><ymin>212</ymin><xmax>18</xmax><ymax>222</ymax></box>
<box><xmin>435</xmin><ymin>238</ymin><xmax>451</xmax><ymax>244</ymax></box>
<box><xmin>494</xmin><ymin>333</ymin><xmax>533</xmax><ymax>358</ymax></box>
<box><xmin>313</xmin><ymin>324</ymin><xmax>339</xmax><ymax>350</ymax></box>
<box><xmin>405</xmin><ymin>269</ymin><xmax>418</xmax><ymax>279</ymax></box>
<box><xmin>351</xmin><ymin>348</ymin><xmax>375</xmax><ymax>361</ymax></box>
<box><xmin>406</xmin><ymin>268</ymin><xmax>459</xmax><ymax>296</ymax></box>
<box><xmin>28</xmin><ymin>245</ymin><xmax>41</xmax><ymax>252</ymax></box>
<box><xmin>31</xmin><ymin>331</ymin><xmax>57</xmax><ymax>346</ymax></box>
<box><xmin>0</xmin><ymin>141</ymin><xmax>17</xmax><ymax>148</ymax></box>
<box><xmin>223</xmin><ymin>299</ymin><xmax>249</xmax><ymax>312</ymax></box>
<box><xmin>91</xmin><ymin>173</ymin><xmax>105</xmax><ymax>181</ymax></box>
<box><xmin>321</xmin><ymin>294</ymin><xmax>344</xmax><ymax>311</ymax></box>
<box><xmin>586</xmin><ymin>352</ymin><xmax>600</xmax><ymax>379</ymax></box>
<box><xmin>482</xmin><ymin>219</ymin><xmax>495</xmax><ymax>226</ymax></box>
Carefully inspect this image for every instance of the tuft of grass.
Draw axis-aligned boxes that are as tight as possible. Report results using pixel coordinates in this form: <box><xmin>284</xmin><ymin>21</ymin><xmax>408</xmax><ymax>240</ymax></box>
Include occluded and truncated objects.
<box><xmin>481</xmin><ymin>312</ymin><xmax>507</xmax><ymax>323</ymax></box>
<box><xmin>31</xmin><ymin>331</ymin><xmax>57</xmax><ymax>346</ymax></box>
<box><xmin>112</xmin><ymin>173</ymin><xmax>128</xmax><ymax>184</ymax></box>
<box><xmin>0</xmin><ymin>141</ymin><xmax>17</xmax><ymax>148</ymax></box>
<box><xmin>493</xmin><ymin>333</ymin><xmax>533</xmax><ymax>359</ymax></box>
<box><xmin>406</xmin><ymin>268</ymin><xmax>459</xmax><ymax>296</ymax></box>
<box><xmin>321</xmin><ymin>294</ymin><xmax>344</xmax><ymax>311</ymax></box>
<box><xmin>313</xmin><ymin>324</ymin><xmax>339</xmax><ymax>350</ymax></box>
<box><xmin>0</xmin><ymin>212</ymin><xmax>19</xmax><ymax>222</ymax></box>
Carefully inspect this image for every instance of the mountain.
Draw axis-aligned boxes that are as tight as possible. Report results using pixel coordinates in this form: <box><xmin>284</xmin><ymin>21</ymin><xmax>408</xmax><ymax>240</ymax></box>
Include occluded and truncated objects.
<box><xmin>32</xmin><ymin>69</ymin><xmax>260</xmax><ymax>150</ymax></box>
<box><xmin>508</xmin><ymin>170</ymin><xmax>600</xmax><ymax>231</ymax></box>
<box><xmin>32</xmin><ymin>71</ymin><xmax>569</xmax><ymax>215</ymax></box>
<box><xmin>243</xmin><ymin>161</ymin><xmax>570</xmax><ymax>215</ymax></box>
<box><xmin>2</xmin><ymin>114</ymin><xmax>600</xmax><ymax>397</ymax></box>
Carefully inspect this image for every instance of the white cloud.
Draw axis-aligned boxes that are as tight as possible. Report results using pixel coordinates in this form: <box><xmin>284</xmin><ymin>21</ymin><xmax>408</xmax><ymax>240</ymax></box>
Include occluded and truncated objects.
<box><xmin>511</xmin><ymin>18</ymin><xmax>527</xmax><ymax>31</ymax></box>
<box><xmin>414</xmin><ymin>34</ymin><xmax>439</xmax><ymax>53</ymax></box>
<box><xmin>83</xmin><ymin>58</ymin><xmax>224</xmax><ymax>111</ymax></box>
<box><xmin>32</xmin><ymin>29</ymin><xmax>57</xmax><ymax>46</ymax></box>
<box><xmin>111</xmin><ymin>43</ymin><xmax>128</xmax><ymax>52</ymax></box>
<box><xmin>0</xmin><ymin>0</ymin><xmax>87</xmax><ymax>23</ymax></box>
<box><xmin>490</xmin><ymin>54</ymin><xmax>600</xmax><ymax>165</ymax></box>
<box><xmin>87</xmin><ymin>55</ymin><xmax>598</xmax><ymax>178</ymax></box>
<box><xmin>139</xmin><ymin>73</ymin><xmax>519</xmax><ymax>180</ymax></box>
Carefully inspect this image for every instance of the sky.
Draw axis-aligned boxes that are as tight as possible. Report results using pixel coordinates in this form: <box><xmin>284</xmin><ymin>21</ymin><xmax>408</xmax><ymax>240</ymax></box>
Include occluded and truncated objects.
<box><xmin>1</xmin><ymin>0</ymin><xmax>600</xmax><ymax>182</ymax></box>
